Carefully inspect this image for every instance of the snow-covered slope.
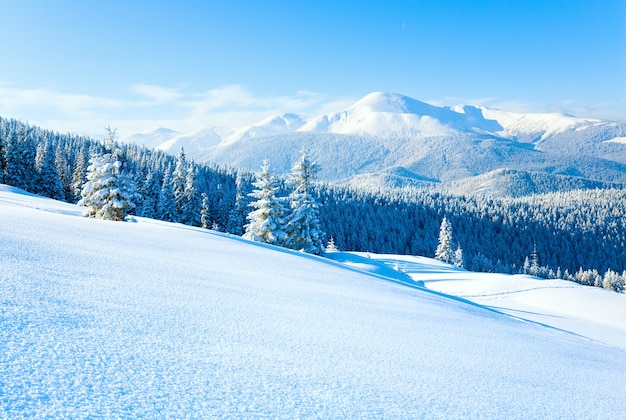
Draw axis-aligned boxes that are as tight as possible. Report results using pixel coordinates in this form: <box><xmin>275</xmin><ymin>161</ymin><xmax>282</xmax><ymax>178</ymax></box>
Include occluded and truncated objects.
<box><xmin>2</xmin><ymin>185</ymin><xmax>626</xmax><ymax>418</ymax></box>
<box><xmin>121</xmin><ymin>127</ymin><xmax>181</xmax><ymax>150</ymax></box>
<box><xmin>155</xmin><ymin>126</ymin><xmax>225</xmax><ymax>156</ymax></box>
<box><xmin>221</xmin><ymin>113</ymin><xmax>308</xmax><ymax>144</ymax></box>
<box><xmin>329</xmin><ymin>252</ymin><xmax>626</xmax><ymax>350</ymax></box>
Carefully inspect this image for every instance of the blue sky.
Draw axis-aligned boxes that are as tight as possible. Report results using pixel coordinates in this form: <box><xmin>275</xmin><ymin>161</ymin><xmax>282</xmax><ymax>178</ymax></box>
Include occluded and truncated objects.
<box><xmin>1</xmin><ymin>0</ymin><xmax>624</xmax><ymax>137</ymax></box>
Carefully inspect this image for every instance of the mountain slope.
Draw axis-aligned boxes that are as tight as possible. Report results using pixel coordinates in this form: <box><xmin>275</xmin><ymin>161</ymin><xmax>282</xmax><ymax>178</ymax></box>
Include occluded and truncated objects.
<box><xmin>125</xmin><ymin>92</ymin><xmax>626</xmax><ymax>194</ymax></box>
<box><xmin>2</xmin><ymin>185</ymin><xmax>626</xmax><ymax>418</ymax></box>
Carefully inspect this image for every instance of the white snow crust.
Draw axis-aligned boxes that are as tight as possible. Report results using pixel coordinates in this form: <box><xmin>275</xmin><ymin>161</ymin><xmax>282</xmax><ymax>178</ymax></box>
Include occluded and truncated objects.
<box><xmin>2</xmin><ymin>185</ymin><xmax>626</xmax><ymax>418</ymax></box>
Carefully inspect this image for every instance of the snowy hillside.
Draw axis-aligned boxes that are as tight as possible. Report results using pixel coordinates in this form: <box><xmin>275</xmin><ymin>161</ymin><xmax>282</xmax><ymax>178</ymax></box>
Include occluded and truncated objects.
<box><xmin>2</xmin><ymin>185</ymin><xmax>626</xmax><ymax>418</ymax></box>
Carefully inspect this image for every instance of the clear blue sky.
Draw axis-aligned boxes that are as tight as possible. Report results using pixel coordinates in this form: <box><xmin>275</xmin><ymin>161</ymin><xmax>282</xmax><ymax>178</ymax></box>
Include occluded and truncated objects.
<box><xmin>1</xmin><ymin>0</ymin><xmax>624</xmax><ymax>137</ymax></box>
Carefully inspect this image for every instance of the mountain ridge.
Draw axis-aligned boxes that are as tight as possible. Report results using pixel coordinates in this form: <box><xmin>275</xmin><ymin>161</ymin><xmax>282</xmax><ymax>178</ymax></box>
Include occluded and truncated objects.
<box><xmin>121</xmin><ymin>92</ymin><xmax>626</xmax><ymax>196</ymax></box>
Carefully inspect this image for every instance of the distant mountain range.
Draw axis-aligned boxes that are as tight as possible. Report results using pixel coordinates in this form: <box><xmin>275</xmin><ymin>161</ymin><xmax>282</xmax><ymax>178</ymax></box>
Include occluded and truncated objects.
<box><xmin>122</xmin><ymin>91</ymin><xmax>626</xmax><ymax>196</ymax></box>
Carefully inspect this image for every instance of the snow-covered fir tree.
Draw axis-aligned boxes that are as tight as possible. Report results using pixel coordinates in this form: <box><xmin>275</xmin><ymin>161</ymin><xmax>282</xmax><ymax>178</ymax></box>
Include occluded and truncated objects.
<box><xmin>158</xmin><ymin>165</ymin><xmax>176</xmax><ymax>222</ymax></box>
<box><xmin>243</xmin><ymin>160</ymin><xmax>287</xmax><ymax>246</ymax></box>
<box><xmin>326</xmin><ymin>237</ymin><xmax>339</xmax><ymax>252</ymax></box>
<box><xmin>5</xmin><ymin>127</ymin><xmax>38</xmax><ymax>192</ymax></box>
<box><xmin>435</xmin><ymin>216</ymin><xmax>456</xmax><ymax>264</ymax></box>
<box><xmin>35</xmin><ymin>142</ymin><xmax>64</xmax><ymax>201</ymax></box>
<box><xmin>136</xmin><ymin>170</ymin><xmax>161</xmax><ymax>219</ymax></box>
<box><xmin>0</xmin><ymin>130</ymin><xmax>6</xmax><ymax>183</ymax></box>
<box><xmin>201</xmin><ymin>193</ymin><xmax>210</xmax><ymax>229</ymax></box>
<box><xmin>454</xmin><ymin>244</ymin><xmax>464</xmax><ymax>268</ymax></box>
<box><xmin>78</xmin><ymin>129</ymin><xmax>138</xmax><ymax>221</ymax></box>
<box><xmin>284</xmin><ymin>149</ymin><xmax>325</xmax><ymax>255</ymax></box>
<box><xmin>171</xmin><ymin>148</ymin><xmax>188</xmax><ymax>223</ymax></box>
<box><xmin>226</xmin><ymin>171</ymin><xmax>249</xmax><ymax>235</ymax></box>
<box><xmin>180</xmin><ymin>161</ymin><xmax>200</xmax><ymax>225</ymax></box>
<box><xmin>71</xmin><ymin>146</ymin><xmax>88</xmax><ymax>202</ymax></box>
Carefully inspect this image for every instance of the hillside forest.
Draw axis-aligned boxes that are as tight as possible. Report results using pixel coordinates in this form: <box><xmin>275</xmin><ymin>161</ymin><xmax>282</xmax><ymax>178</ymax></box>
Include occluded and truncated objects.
<box><xmin>1</xmin><ymin>116</ymin><xmax>625</xmax><ymax>293</ymax></box>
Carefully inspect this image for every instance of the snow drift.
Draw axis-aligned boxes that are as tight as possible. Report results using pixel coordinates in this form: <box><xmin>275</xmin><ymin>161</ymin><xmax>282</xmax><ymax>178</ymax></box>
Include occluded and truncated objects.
<box><xmin>1</xmin><ymin>185</ymin><xmax>626</xmax><ymax>418</ymax></box>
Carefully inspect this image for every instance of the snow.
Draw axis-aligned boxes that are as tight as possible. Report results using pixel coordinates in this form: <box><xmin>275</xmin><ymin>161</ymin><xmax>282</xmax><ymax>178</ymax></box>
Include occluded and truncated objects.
<box><xmin>297</xmin><ymin>92</ymin><xmax>465</xmax><ymax>138</ymax></box>
<box><xmin>478</xmin><ymin>107</ymin><xmax>605</xmax><ymax>141</ymax></box>
<box><xmin>123</xmin><ymin>92</ymin><xmax>616</xmax><ymax>167</ymax></box>
<box><xmin>221</xmin><ymin>113</ymin><xmax>308</xmax><ymax>145</ymax></box>
<box><xmin>336</xmin><ymin>253</ymin><xmax>626</xmax><ymax>351</ymax></box>
<box><xmin>120</xmin><ymin>127</ymin><xmax>181</xmax><ymax>150</ymax></box>
<box><xmin>155</xmin><ymin>126</ymin><xmax>225</xmax><ymax>155</ymax></box>
<box><xmin>606</xmin><ymin>136</ymin><xmax>626</xmax><ymax>144</ymax></box>
<box><xmin>2</xmin><ymin>185</ymin><xmax>626</xmax><ymax>418</ymax></box>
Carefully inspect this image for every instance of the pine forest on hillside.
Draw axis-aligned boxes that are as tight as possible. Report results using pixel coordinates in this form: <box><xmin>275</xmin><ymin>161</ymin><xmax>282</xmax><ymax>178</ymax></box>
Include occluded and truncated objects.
<box><xmin>1</xmin><ymin>116</ymin><xmax>625</xmax><ymax>293</ymax></box>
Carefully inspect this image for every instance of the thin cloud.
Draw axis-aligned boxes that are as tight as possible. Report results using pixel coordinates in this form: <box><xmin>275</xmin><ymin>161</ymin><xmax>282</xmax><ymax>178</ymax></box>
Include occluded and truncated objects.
<box><xmin>0</xmin><ymin>84</ymin><xmax>124</xmax><ymax>115</ymax></box>
<box><xmin>132</xmin><ymin>84</ymin><xmax>183</xmax><ymax>104</ymax></box>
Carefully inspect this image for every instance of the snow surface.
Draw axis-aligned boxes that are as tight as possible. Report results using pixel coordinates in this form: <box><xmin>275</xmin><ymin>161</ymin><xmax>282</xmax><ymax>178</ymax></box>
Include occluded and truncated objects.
<box><xmin>606</xmin><ymin>136</ymin><xmax>626</xmax><ymax>144</ymax></box>
<box><xmin>331</xmin><ymin>252</ymin><xmax>626</xmax><ymax>351</ymax></box>
<box><xmin>2</xmin><ymin>185</ymin><xmax>626</xmax><ymax>418</ymax></box>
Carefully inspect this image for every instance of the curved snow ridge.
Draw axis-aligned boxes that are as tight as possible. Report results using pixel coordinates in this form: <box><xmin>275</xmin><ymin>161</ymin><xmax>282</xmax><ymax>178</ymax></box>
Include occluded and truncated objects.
<box><xmin>358</xmin><ymin>253</ymin><xmax>626</xmax><ymax>350</ymax></box>
<box><xmin>479</xmin><ymin>108</ymin><xmax>606</xmax><ymax>140</ymax></box>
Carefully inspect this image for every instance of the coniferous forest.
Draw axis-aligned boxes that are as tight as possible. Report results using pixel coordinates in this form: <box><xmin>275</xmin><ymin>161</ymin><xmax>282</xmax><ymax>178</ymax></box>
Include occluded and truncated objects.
<box><xmin>1</xmin><ymin>116</ymin><xmax>625</xmax><ymax>293</ymax></box>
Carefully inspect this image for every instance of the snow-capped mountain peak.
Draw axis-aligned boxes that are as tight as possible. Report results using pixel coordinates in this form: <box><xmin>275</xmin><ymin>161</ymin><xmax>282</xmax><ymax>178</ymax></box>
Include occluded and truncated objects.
<box><xmin>297</xmin><ymin>91</ymin><xmax>465</xmax><ymax>138</ymax></box>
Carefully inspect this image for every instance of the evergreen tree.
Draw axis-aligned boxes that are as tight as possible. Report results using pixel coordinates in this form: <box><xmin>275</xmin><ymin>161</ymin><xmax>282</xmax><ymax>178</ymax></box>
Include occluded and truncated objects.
<box><xmin>71</xmin><ymin>146</ymin><xmax>88</xmax><ymax>202</ymax></box>
<box><xmin>55</xmin><ymin>145</ymin><xmax>73</xmax><ymax>202</ymax></box>
<box><xmin>78</xmin><ymin>130</ymin><xmax>138</xmax><ymax>221</ymax></box>
<box><xmin>36</xmin><ymin>142</ymin><xmax>64</xmax><ymax>200</ymax></box>
<box><xmin>528</xmin><ymin>245</ymin><xmax>539</xmax><ymax>276</ymax></box>
<box><xmin>454</xmin><ymin>244</ymin><xmax>464</xmax><ymax>268</ymax></box>
<box><xmin>243</xmin><ymin>160</ymin><xmax>287</xmax><ymax>246</ymax></box>
<box><xmin>201</xmin><ymin>193</ymin><xmax>210</xmax><ymax>229</ymax></box>
<box><xmin>284</xmin><ymin>149</ymin><xmax>325</xmax><ymax>255</ymax></box>
<box><xmin>0</xmin><ymin>130</ymin><xmax>7</xmax><ymax>184</ymax></box>
<box><xmin>137</xmin><ymin>170</ymin><xmax>161</xmax><ymax>219</ymax></box>
<box><xmin>435</xmin><ymin>216</ymin><xmax>455</xmax><ymax>264</ymax></box>
<box><xmin>181</xmin><ymin>161</ymin><xmax>200</xmax><ymax>225</ymax></box>
<box><xmin>5</xmin><ymin>127</ymin><xmax>38</xmax><ymax>192</ymax></box>
<box><xmin>171</xmin><ymin>148</ymin><xmax>187</xmax><ymax>222</ymax></box>
<box><xmin>226</xmin><ymin>171</ymin><xmax>249</xmax><ymax>235</ymax></box>
<box><xmin>158</xmin><ymin>165</ymin><xmax>176</xmax><ymax>222</ymax></box>
<box><xmin>326</xmin><ymin>237</ymin><xmax>339</xmax><ymax>252</ymax></box>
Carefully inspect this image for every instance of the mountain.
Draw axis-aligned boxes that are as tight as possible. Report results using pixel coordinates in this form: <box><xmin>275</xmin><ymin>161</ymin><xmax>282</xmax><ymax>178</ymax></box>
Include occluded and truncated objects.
<box><xmin>221</xmin><ymin>113</ymin><xmax>308</xmax><ymax>144</ymax></box>
<box><xmin>121</xmin><ymin>126</ymin><xmax>226</xmax><ymax>157</ymax></box>
<box><xmin>124</xmin><ymin>92</ymin><xmax>626</xmax><ymax>196</ymax></box>
<box><xmin>2</xmin><ymin>185</ymin><xmax>626</xmax><ymax>417</ymax></box>
<box><xmin>121</xmin><ymin>127</ymin><xmax>181</xmax><ymax>150</ymax></box>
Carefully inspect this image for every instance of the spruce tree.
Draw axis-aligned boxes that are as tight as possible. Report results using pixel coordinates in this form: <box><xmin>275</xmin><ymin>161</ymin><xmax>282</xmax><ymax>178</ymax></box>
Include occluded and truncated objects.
<box><xmin>71</xmin><ymin>146</ymin><xmax>88</xmax><ymax>202</ymax></box>
<box><xmin>36</xmin><ymin>142</ymin><xmax>64</xmax><ymax>200</ymax></box>
<box><xmin>284</xmin><ymin>148</ymin><xmax>325</xmax><ymax>255</ymax></box>
<box><xmin>78</xmin><ymin>129</ymin><xmax>138</xmax><ymax>221</ymax></box>
<box><xmin>158</xmin><ymin>165</ymin><xmax>176</xmax><ymax>222</ymax></box>
<box><xmin>435</xmin><ymin>216</ymin><xmax>455</xmax><ymax>264</ymax></box>
<box><xmin>171</xmin><ymin>148</ymin><xmax>187</xmax><ymax>222</ymax></box>
<box><xmin>55</xmin><ymin>145</ymin><xmax>73</xmax><ymax>202</ymax></box>
<box><xmin>0</xmin><ymin>130</ymin><xmax>6</xmax><ymax>184</ymax></box>
<box><xmin>181</xmin><ymin>161</ymin><xmax>200</xmax><ymax>225</ymax></box>
<box><xmin>243</xmin><ymin>160</ymin><xmax>287</xmax><ymax>246</ymax></box>
<box><xmin>137</xmin><ymin>170</ymin><xmax>161</xmax><ymax>219</ymax></box>
<box><xmin>454</xmin><ymin>244</ymin><xmax>464</xmax><ymax>268</ymax></box>
<box><xmin>201</xmin><ymin>193</ymin><xmax>210</xmax><ymax>229</ymax></box>
<box><xmin>226</xmin><ymin>171</ymin><xmax>249</xmax><ymax>235</ymax></box>
<box><xmin>5</xmin><ymin>126</ymin><xmax>38</xmax><ymax>192</ymax></box>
